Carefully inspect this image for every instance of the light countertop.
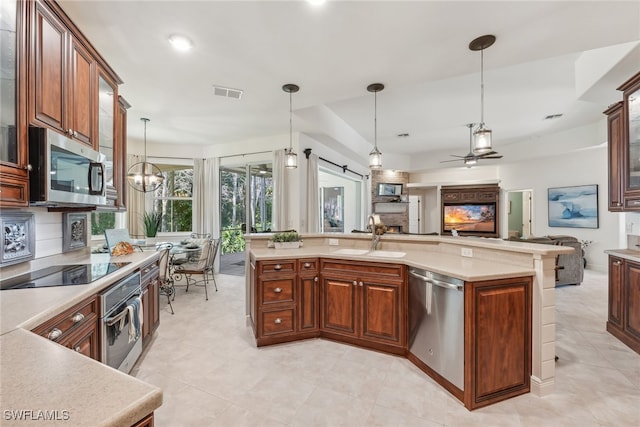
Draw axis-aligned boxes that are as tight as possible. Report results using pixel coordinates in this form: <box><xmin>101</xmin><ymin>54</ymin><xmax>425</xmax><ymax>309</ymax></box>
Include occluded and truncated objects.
<box><xmin>0</xmin><ymin>250</ymin><xmax>163</xmax><ymax>427</ymax></box>
<box><xmin>605</xmin><ymin>248</ymin><xmax>640</xmax><ymax>263</ymax></box>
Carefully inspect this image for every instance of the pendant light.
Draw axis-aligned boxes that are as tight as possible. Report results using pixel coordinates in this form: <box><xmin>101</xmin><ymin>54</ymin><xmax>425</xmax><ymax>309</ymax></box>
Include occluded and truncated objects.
<box><xmin>282</xmin><ymin>83</ymin><xmax>299</xmax><ymax>169</ymax></box>
<box><xmin>469</xmin><ymin>35</ymin><xmax>496</xmax><ymax>155</ymax></box>
<box><xmin>127</xmin><ymin>118</ymin><xmax>164</xmax><ymax>192</ymax></box>
<box><xmin>367</xmin><ymin>83</ymin><xmax>384</xmax><ymax>169</ymax></box>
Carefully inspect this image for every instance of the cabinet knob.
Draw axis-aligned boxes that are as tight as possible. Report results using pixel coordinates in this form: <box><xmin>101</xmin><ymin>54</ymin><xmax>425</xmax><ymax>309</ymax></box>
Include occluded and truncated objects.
<box><xmin>359</xmin><ymin>281</ymin><xmax>363</xmax><ymax>287</ymax></box>
<box><xmin>614</xmin><ymin>260</ymin><xmax>622</xmax><ymax>266</ymax></box>
<box><xmin>74</xmin><ymin>346</ymin><xmax>81</xmax><ymax>352</ymax></box>
<box><xmin>274</xmin><ymin>264</ymin><xmax>282</xmax><ymax>270</ymax></box>
<box><xmin>303</xmin><ymin>262</ymin><xmax>311</xmax><ymax>268</ymax></box>
<box><xmin>71</xmin><ymin>313</ymin><xmax>84</xmax><ymax>323</ymax></box>
<box><xmin>68</xmin><ymin>129</ymin><xmax>74</xmax><ymax>136</ymax></box>
<box><xmin>314</xmin><ymin>276</ymin><xmax>318</xmax><ymax>282</ymax></box>
<box><xmin>47</xmin><ymin>328</ymin><xmax>62</xmax><ymax>340</ymax></box>
<box><xmin>353</xmin><ymin>281</ymin><xmax>357</xmax><ymax>286</ymax></box>
<box><xmin>274</xmin><ymin>287</ymin><xmax>282</xmax><ymax>293</ymax></box>
<box><xmin>616</xmin><ymin>202</ymin><xmax>623</xmax><ymax>207</ymax></box>
<box><xmin>274</xmin><ymin>318</ymin><xmax>282</xmax><ymax>324</ymax></box>
<box><xmin>25</xmin><ymin>164</ymin><xmax>33</xmax><ymax>171</ymax></box>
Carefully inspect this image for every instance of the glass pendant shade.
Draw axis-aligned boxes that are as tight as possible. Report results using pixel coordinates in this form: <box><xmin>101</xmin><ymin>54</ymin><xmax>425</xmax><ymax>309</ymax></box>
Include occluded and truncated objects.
<box><xmin>283</xmin><ymin>83</ymin><xmax>299</xmax><ymax>169</ymax></box>
<box><xmin>367</xmin><ymin>83</ymin><xmax>384</xmax><ymax>169</ymax></box>
<box><xmin>369</xmin><ymin>146</ymin><xmax>382</xmax><ymax>169</ymax></box>
<box><xmin>472</xmin><ymin>124</ymin><xmax>492</xmax><ymax>154</ymax></box>
<box><xmin>285</xmin><ymin>148</ymin><xmax>298</xmax><ymax>169</ymax></box>
<box><xmin>127</xmin><ymin>118</ymin><xmax>164</xmax><ymax>192</ymax></box>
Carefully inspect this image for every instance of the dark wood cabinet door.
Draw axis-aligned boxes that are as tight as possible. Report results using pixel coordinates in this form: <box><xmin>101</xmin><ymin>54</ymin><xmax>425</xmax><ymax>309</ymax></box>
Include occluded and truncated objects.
<box><xmin>299</xmin><ymin>275</ymin><xmax>318</xmax><ymax>331</ymax></box>
<box><xmin>151</xmin><ymin>279</ymin><xmax>160</xmax><ymax>333</ymax></box>
<box><xmin>62</xmin><ymin>319</ymin><xmax>100</xmax><ymax>360</ymax></box>
<box><xmin>360</xmin><ymin>279</ymin><xmax>402</xmax><ymax>345</ymax></box>
<box><xmin>465</xmin><ymin>277</ymin><xmax>531</xmax><ymax>409</ymax></box>
<box><xmin>608</xmin><ymin>256</ymin><xmax>624</xmax><ymax>327</ymax></box>
<box><xmin>131</xmin><ymin>413</ymin><xmax>154</xmax><ymax>427</ymax></box>
<box><xmin>32</xmin><ymin>1</ymin><xmax>66</xmax><ymax>132</ymax></box>
<box><xmin>624</xmin><ymin>260</ymin><xmax>640</xmax><ymax>341</ymax></box>
<box><xmin>141</xmin><ymin>286</ymin><xmax>150</xmax><ymax>340</ymax></box>
<box><xmin>321</xmin><ymin>275</ymin><xmax>357</xmax><ymax>337</ymax></box>
<box><xmin>606</xmin><ymin>103</ymin><xmax>624</xmax><ymax>211</ymax></box>
<box><xmin>68</xmin><ymin>36</ymin><xmax>94</xmax><ymax>146</ymax></box>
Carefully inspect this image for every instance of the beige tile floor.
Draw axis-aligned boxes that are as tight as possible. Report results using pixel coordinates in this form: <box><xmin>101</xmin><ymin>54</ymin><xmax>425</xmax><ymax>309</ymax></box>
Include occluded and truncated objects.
<box><xmin>132</xmin><ymin>269</ymin><xmax>639</xmax><ymax>427</ymax></box>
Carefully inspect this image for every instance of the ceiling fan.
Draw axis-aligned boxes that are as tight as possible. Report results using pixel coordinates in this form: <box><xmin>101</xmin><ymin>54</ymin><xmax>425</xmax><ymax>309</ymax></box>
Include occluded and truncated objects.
<box><xmin>441</xmin><ymin>123</ymin><xmax>503</xmax><ymax>166</ymax></box>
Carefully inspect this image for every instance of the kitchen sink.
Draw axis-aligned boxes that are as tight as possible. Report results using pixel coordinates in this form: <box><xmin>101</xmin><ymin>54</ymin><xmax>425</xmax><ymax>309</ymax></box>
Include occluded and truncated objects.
<box><xmin>367</xmin><ymin>250</ymin><xmax>406</xmax><ymax>258</ymax></box>
<box><xmin>332</xmin><ymin>248</ymin><xmax>370</xmax><ymax>256</ymax></box>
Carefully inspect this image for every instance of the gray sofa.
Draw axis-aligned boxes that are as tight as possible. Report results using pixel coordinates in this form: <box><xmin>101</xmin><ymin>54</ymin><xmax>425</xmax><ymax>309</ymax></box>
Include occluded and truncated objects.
<box><xmin>508</xmin><ymin>235</ymin><xmax>584</xmax><ymax>286</ymax></box>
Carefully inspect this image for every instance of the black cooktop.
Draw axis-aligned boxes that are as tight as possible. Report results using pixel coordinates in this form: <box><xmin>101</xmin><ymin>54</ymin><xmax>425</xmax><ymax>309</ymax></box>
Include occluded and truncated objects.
<box><xmin>0</xmin><ymin>263</ymin><xmax>130</xmax><ymax>290</ymax></box>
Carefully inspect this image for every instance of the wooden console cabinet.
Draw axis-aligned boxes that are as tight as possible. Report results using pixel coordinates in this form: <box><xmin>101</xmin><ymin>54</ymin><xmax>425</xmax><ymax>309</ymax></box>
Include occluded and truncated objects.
<box><xmin>32</xmin><ymin>295</ymin><xmax>100</xmax><ymax>360</ymax></box>
<box><xmin>440</xmin><ymin>184</ymin><xmax>500</xmax><ymax>237</ymax></box>
<box><xmin>607</xmin><ymin>255</ymin><xmax>640</xmax><ymax>354</ymax></box>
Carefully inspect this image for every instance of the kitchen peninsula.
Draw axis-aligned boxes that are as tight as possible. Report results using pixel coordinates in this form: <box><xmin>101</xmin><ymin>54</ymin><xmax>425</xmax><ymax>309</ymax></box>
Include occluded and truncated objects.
<box><xmin>245</xmin><ymin>233</ymin><xmax>572</xmax><ymax>409</ymax></box>
<box><xmin>0</xmin><ymin>250</ymin><xmax>162</xmax><ymax>427</ymax></box>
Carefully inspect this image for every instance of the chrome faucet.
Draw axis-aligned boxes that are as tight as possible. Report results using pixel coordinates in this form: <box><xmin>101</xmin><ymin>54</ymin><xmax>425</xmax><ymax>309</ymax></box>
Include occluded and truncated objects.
<box><xmin>368</xmin><ymin>215</ymin><xmax>381</xmax><ymax>251</ymax></box>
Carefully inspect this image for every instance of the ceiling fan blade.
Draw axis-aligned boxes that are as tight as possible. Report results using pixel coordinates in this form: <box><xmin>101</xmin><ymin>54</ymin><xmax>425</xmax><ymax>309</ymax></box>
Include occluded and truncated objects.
<box><xmin>449</xmin><ymin>155</ymin><xmax>467</xmax><ymax>158</ymax></box>
<box><xmin>440</xmin><ymin>158</ymin><xmax>464</xmax><ymax>163</ymax></box>
<box><xmin>480</xmin><ymin>155</ymin><xmax>503</xmax><ymax>160</ymax></box>
<box><xmin>477</xmin><ymin>151</ymin><xmax>498</xmax><ymax>157</ymax></box>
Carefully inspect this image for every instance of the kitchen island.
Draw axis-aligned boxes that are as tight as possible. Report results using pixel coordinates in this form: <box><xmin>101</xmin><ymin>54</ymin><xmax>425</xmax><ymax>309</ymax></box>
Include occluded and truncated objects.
<box><xmin>0</xmin><ymin>250</ymin><xmax>163</xmax><ymax>427</ymax></box>
<box><xmin>245</xmin><ymin>233</ymin><xmax>572</xmax><ymax>406</ymax></box>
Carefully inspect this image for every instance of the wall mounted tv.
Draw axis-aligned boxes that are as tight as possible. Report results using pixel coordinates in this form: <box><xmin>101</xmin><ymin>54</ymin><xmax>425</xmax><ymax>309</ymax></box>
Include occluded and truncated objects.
<box><xmin>442</xmin><ymin>202</ymin><xmax>497</xmax><ymax>234</ymax></box>
<box><xmin>377</xmin><ymin>183</ymin><xmax>403</xmax><ymax>197</ymax></box>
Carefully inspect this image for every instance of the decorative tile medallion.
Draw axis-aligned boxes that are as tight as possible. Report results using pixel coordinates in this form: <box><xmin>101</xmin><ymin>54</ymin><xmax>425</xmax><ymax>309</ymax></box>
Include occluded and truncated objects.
<box><xmin>1</xmin><ymin>212</ymin><xmax>35</xmax><ymax>266</ymax></box>
<box><xmin>63</xmin><ymin>213</ymin><xmax>88</xmax><ymax>252</ymax></box>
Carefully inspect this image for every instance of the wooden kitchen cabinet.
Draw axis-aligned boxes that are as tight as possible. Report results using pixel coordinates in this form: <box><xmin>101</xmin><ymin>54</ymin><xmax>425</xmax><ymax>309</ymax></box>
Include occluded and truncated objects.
<box><xmin>0</xmin><ymin>0</ymin><xmax>29</xmax><ymax>207</ymax></box>
<box><xmin>131</xmin><ymin>413</ymin><xmax>154</xmax><ymax>427</ymax></box>
<box><xmin>253</xmin><ymin>258</ymin><xmax>320</xmax><ymax>346</ymax></box>
<box><xmin>464</xmin><ymin>276</ymin><xmax>531</xmax><ymax>410</ymax></box>
<box><xmin>140</xmin><ymin>257</ymin><xmax>160</xmax><ymax>345</ymax></box>
<box><xmin>320</xmin><ymin>259</ymin><xmax>405</xmax><ymax>354</ymax></box>
<box><xmin>606</xmin><ymin>72</ymin><xmax>640</xmax><ymax>211</ymax></box>
<box><xmin>32</xmin><ymin>295</ymin><xmax>101</xmax><ymax>361</ymax></box>
<box><xmin>607</xmin><ymin>255</ymin><xmax>640</xmax><ymax>354</ymax></box>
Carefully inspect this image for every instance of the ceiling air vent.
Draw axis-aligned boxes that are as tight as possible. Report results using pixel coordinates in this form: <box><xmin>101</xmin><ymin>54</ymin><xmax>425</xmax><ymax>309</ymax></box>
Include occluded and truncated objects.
<box><xmin>544</xmin><ymin>113</ymin><xmax>563</xmax><ymax>120</ymax></box>
<box><xmin>212</xmin><ymin>85</ymin><xmax>243</xmax><ymax>100</ymax></box>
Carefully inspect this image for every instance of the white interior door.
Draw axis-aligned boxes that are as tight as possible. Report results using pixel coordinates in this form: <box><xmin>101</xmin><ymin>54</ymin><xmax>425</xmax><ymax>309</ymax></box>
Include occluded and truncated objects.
<box><xmin>409</xmin><ymin>195</ymin><xmax>420</xmax><ymax>233</ymax></box>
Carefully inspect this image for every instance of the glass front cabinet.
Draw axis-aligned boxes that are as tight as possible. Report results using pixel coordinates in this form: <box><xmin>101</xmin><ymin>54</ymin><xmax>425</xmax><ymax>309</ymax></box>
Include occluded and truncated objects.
<box><xmin>607</xmin><ymin>72</ymin><xmax>640</xmax><ymax>212</ymax></box>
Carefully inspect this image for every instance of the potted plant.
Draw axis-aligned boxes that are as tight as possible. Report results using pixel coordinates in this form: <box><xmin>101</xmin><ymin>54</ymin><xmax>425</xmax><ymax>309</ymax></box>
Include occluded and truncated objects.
<box><xmin>272</xmin><ymin>231</ymin><xmax>302</xmax><ymax>249</ymax></box>
<box><xmin>142</xmin><ymin>211</ymin><xmax>162</xmax><ymax>238</ymax></box>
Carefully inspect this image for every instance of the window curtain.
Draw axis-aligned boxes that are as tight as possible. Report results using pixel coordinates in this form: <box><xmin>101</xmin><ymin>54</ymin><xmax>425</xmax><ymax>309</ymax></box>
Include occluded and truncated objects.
<box><xmin>192</xmin><ymin>158</ymin><xmax>206</xmax><ymax>234</ymax></box>
<box><xmin>306</xmin><ymin>153</ymin><xmax>320</xmax><ymax>232</ymax></box>
<box><xmin>193</xmin><ymin>157</ymin><xmax>220</xmax><ymax>269</ymax></box>
<box><xmin>126</xmin><ymin>154</ymin><xmax>145</xmax><ymax>237</ymax></box>
<box><xmin>272</xmin><ymin>149</ymin><xmax>288</xmax><ymax>231</ymax></box>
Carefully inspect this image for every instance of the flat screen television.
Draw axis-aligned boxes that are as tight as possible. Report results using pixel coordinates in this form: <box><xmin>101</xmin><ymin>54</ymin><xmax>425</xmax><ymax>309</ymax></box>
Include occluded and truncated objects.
<box><xmin>443</xmin><ymin>202</ymin><xmax>497</xmax><ymax>234</ymax></box>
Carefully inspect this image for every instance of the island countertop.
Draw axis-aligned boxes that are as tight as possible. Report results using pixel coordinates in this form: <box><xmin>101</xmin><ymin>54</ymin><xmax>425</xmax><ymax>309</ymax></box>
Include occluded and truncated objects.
<box><xmin>0</xmin><ymin>249</ymin><xmax>163</xmax><ymax>427</ymax></box>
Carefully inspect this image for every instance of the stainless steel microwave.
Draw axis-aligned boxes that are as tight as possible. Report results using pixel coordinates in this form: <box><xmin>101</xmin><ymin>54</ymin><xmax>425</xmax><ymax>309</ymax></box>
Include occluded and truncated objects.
<box><xmin>29</xmin><ymin>127</ymin><xmax>107</xmax><ymax>207</ymax></box>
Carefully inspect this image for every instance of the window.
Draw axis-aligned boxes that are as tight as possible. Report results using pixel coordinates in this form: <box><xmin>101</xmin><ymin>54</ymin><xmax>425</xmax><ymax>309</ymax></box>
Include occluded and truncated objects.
<box><xmin>152</xmin><ymin>163</ymin><xmax>193</xmax><ymax>233</ymax></box>
<box><xmin>91</xmin><ymin>211</ymin><xmax>125</xmax><ymax>238</ymax></box>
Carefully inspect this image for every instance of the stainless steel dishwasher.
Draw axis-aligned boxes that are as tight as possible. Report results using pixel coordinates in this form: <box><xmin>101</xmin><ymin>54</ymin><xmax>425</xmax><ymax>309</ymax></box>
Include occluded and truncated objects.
<box><xmin>408</xmin><ymin>268</ymin><xmax>465</xmax><ymax>390</ymax></box>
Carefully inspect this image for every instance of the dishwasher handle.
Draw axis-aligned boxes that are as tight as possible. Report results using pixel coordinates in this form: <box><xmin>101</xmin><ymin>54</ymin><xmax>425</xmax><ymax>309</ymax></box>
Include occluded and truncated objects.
<box><xmin>409</xmin><ymin>270</ymin><xmax>463</xmax><ymax>291</ymax></box>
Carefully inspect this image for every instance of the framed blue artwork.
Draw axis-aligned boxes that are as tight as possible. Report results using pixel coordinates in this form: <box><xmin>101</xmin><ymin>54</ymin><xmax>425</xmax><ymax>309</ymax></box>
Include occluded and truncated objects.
<box><xmin>548</xmin><ymin>184</ymin><xmax>598</xmax><ymax>229</ymax></box>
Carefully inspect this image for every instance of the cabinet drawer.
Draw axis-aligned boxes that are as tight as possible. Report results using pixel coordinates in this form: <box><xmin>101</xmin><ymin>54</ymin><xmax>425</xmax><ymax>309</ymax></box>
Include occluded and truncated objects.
<box><xmin>261</xmin><ymin>277</ymin><xmax>295</xmax><ymax>304</ymax></box>
<box><xmin>0</xmin><ymin>174</ymin><xmax>28</xmax><ymax>207</ymax></box>
<box><xmin>32</xmin><ymin>296</ymin><xmax>98</xmax><ymax>342</ymax></box>
<box><xmin>298</xmin><ymin>258</ymin><xmax>318</xmax><ymax>272</ymax></box>
<box><xmin>259</xmin><ymin>260</ymin><xmax>296</xmax><ymax>275</ymax></box>
<box><xmin>261</xmin><ymin>308</ymin><xmax>295</xmax><ymax>336</ymax></box>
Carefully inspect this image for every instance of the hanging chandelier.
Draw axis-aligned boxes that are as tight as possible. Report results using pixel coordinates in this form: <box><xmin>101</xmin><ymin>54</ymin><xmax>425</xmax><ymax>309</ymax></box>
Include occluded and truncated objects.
<box><xmin>282</xmin><ymin>83</ymin><xmax>299</xmax><ymax>169</ymax></box>
<box><xmin>127</xmin><ymin>118</ymin><xmax>164</xmax><ymax>192</ymax></box>
<box><xmin>367</xmin><ymin>83</ymin><xmax>384</xmax><ymax>169</ymax></box>
<box><xmin>469</xmin><ymin>34</ymin><xmax>496</xmax><ymax>155</ymax></box>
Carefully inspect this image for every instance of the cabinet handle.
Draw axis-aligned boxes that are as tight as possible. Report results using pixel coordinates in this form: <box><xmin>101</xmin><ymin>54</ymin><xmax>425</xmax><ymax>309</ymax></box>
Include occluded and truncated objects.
<box><xmin>359</xmin><ymin>281</ymin><xmax>363</xmax><ymax>287</ymax></box>
<box><xmin>274</xmin><ymin>264</ymin><xmax>282</xmax><ymax>270</ymax></box>
<box><xmin>628</xmin><ymin>200</ymin><xmax>640</xmax><ymax>206</ymax></box>
<box><xmin>616</xmin><ymin>202</ymin><xmax>623</xmax><ymax>207</ymax></box>
<box><xmin>68</xmin><ymin>129</ymin><xmax>74</xmax><ymax>136</ymax></box>
<box><xmin>314</xmin><ymin>276</ymin><xmax>318</xmax><ymax>282</ymax></box>
<box><xmin>47</xmin><ymin>328</ymin><xmax>62</xmax><ymax>340</ymax></box>
<box><xmin>71</xmin><ymin>313</ymin><xmax>84</xmax><ymax>323</ymax></box>
<box><xmin>274</xmin><ymin>287</ymin><xmax>282</xmax><ymax>293</ymax></box>
<box><xmin>274</xmin><ymin>318</ymin><xmax>282</xmax><ymax>324</ymax></box>
<box><xmin>74</xmin><ymin>346</ymin><xmax>81</xmax><ymax>352</ymax></box>
<box><xmin>613</xmin><ymin>260</ymin><xmax>622</xmax><ymax>266</ymax></box>
<box><xmin>25</xmin><ymin>164</ymin><xmax>33</xmax><ymax>171</ymax></box>
<box><xmin>303</xmin><ymin>262</ymin><xmax>311</xmax><ymax>268</ymax></box>
<box><xmin>353</xmin><ymin>281</ymin><xmax>357</xmax><ymax>286</ymax></box>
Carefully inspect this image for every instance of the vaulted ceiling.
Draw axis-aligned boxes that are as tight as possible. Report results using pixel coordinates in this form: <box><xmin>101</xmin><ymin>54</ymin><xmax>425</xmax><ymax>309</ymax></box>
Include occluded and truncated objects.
<box><xmin>58</xmin><ymin>0</ymin><xmax>640</xmax><ymax>171</ymax></box>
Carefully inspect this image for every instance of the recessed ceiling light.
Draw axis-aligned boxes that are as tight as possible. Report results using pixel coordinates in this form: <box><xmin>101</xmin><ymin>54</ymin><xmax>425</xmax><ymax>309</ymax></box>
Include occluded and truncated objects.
<box><xmin>306</xmin><ymin>0</ymin><xmax>327</xmax><ymax>6</ymax></box>
<box><xmin>168</xmin><ymin>34</ymin><xmax>193</xmax><ymax>52</ymax></box>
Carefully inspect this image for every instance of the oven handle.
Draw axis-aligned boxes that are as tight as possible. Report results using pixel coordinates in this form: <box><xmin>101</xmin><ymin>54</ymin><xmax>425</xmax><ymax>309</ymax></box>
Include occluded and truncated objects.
<box><xmin>105</xmin><ymin>308</ymin><xmax>129</xmax><ymax>327</ymax></box>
